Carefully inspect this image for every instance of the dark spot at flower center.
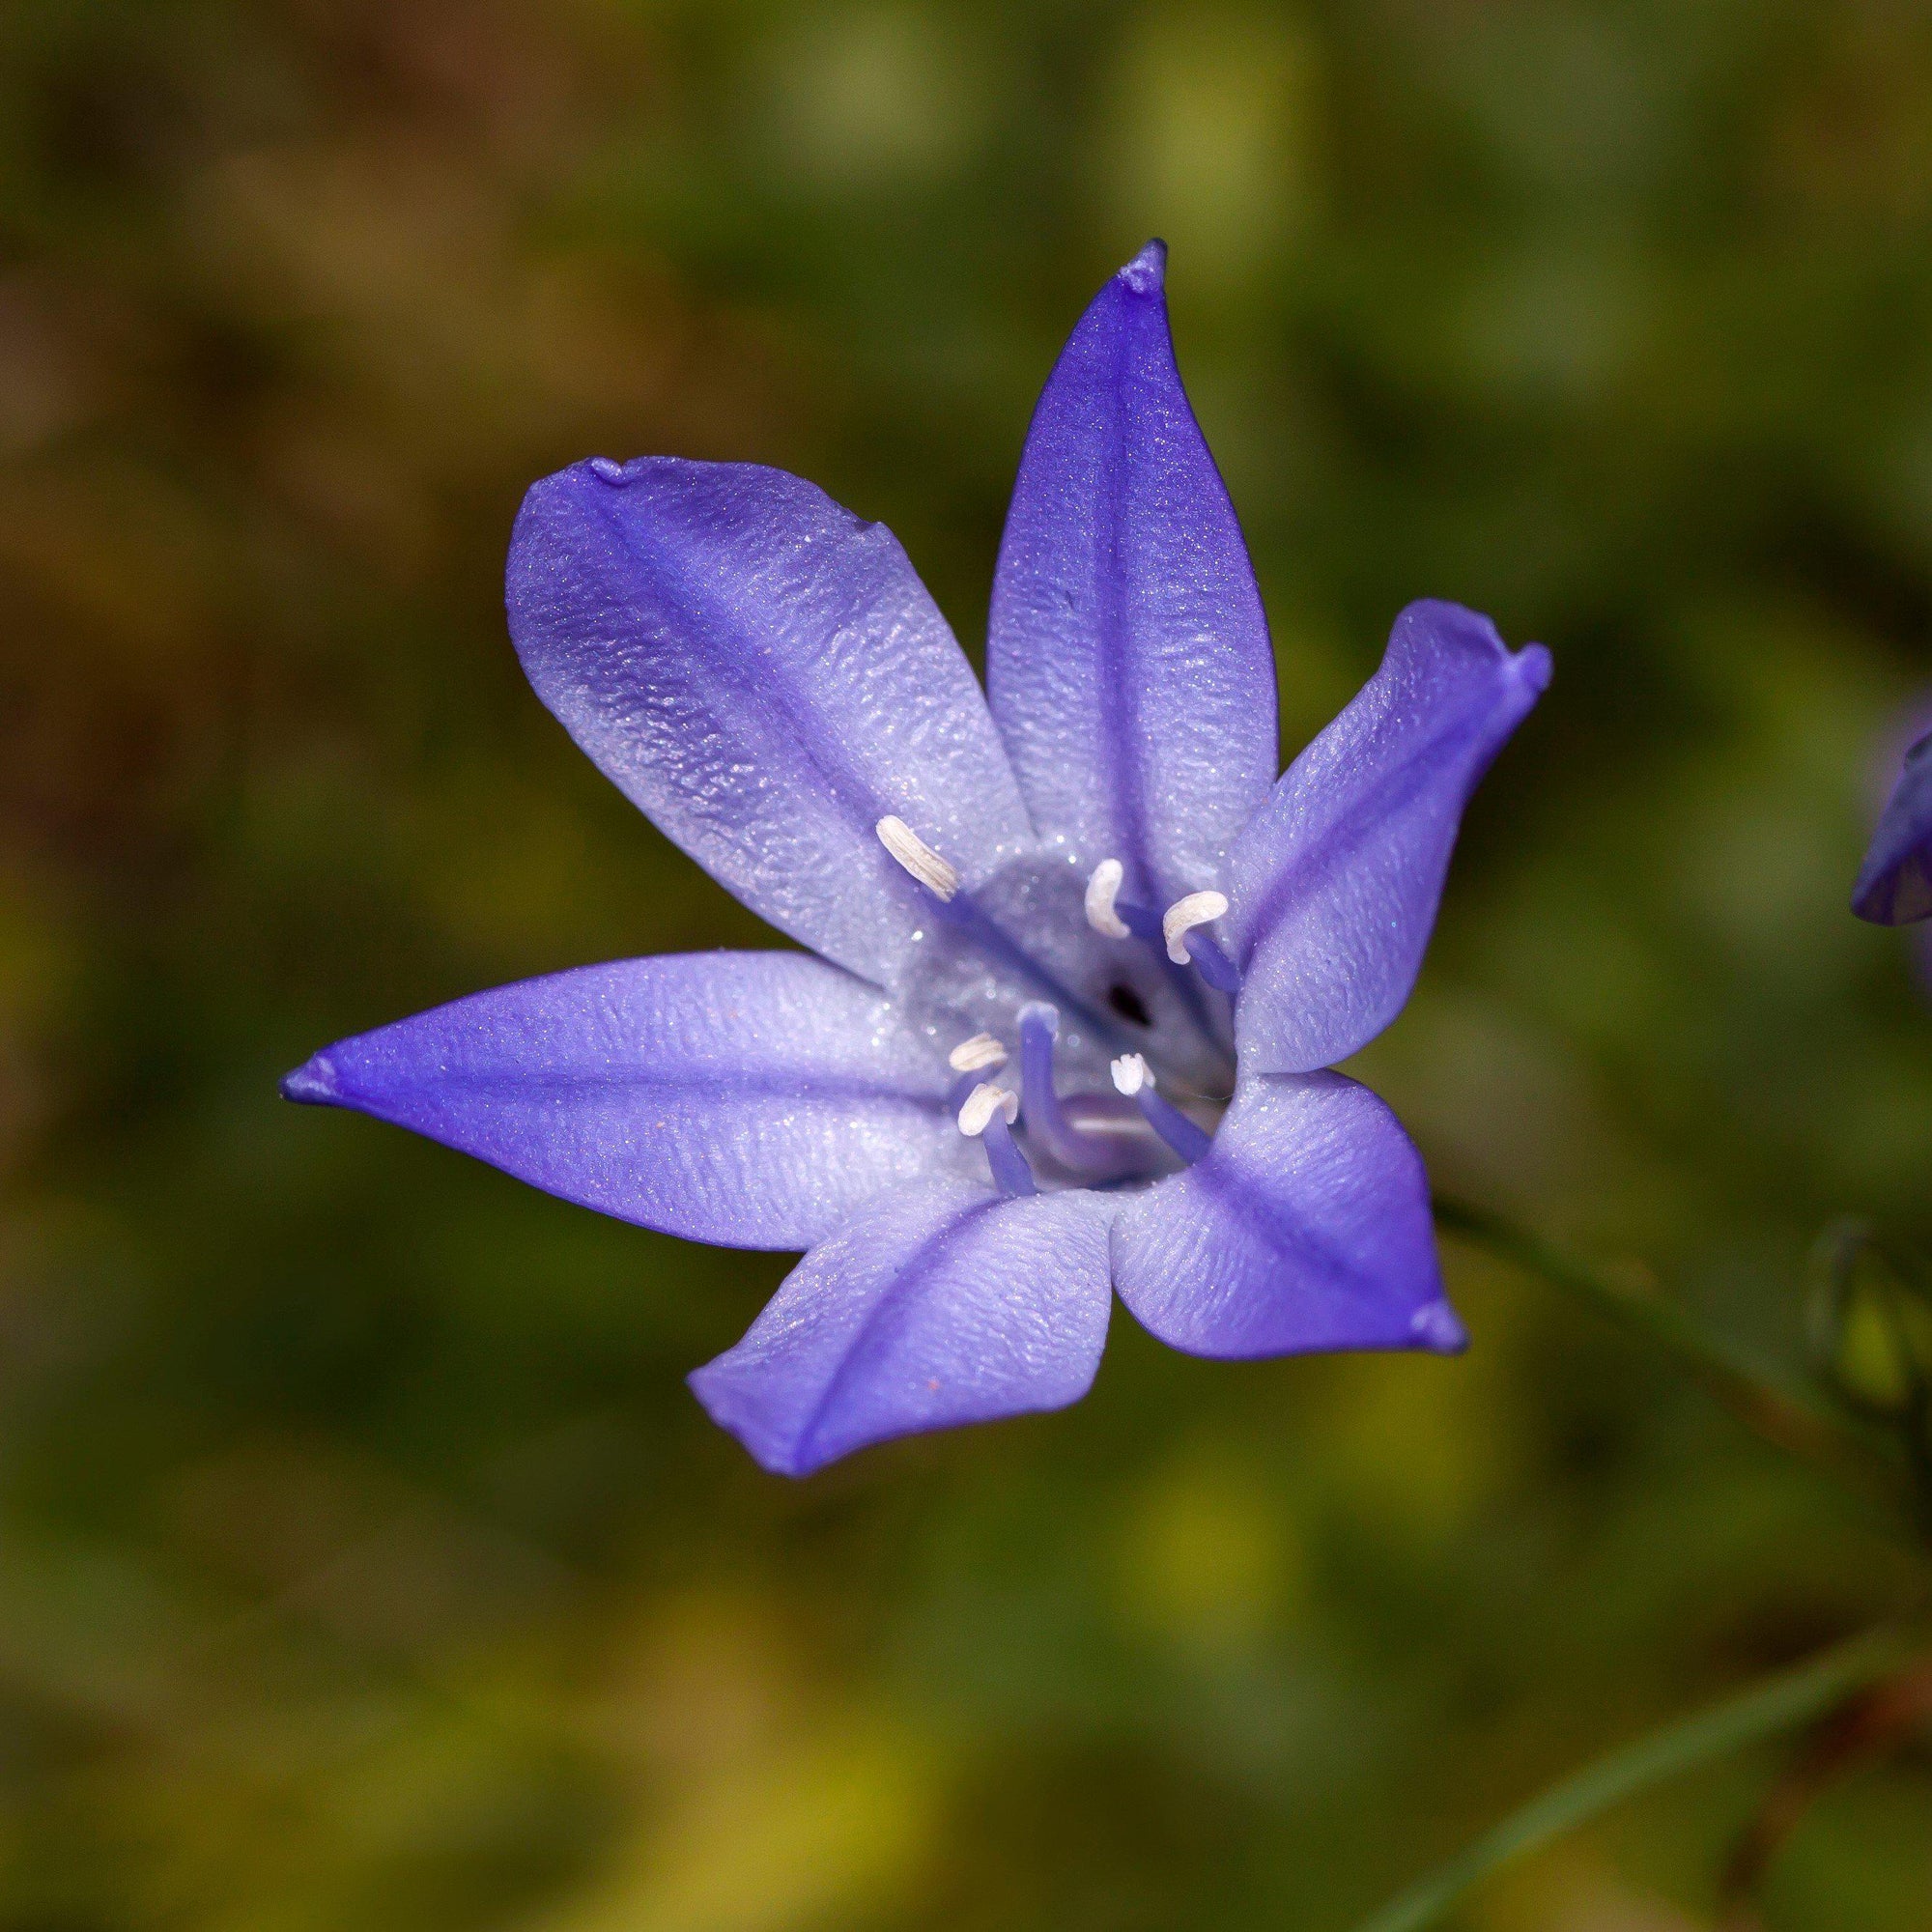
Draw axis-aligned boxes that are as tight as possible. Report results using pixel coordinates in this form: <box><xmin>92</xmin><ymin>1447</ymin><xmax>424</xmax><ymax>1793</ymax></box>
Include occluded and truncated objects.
<box><xmin>1107</xmin><ymin>982</ymin><xmax>1151</xmax><ymax>1027</ymax></box>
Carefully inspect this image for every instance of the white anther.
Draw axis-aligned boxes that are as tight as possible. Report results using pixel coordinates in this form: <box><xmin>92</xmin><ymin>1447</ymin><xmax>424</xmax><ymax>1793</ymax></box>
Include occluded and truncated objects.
<box><xmin>1084</xmin><ymin>859</ymin><xmax>1131</xmax><ymax>939</ymax></box>
<box><xmin>1162</xmin><ymin>890</ymin><xmax>1230</xmax><ymax>965</ymax></box>
<box><xmin>1109</xmin><ymin>1053</ymin><xmax>1151</xmax><ymax>1096</ymax></box>
<box><xmin>957</xmin><ymin>1083</ymin><xmax>1020</xmax><ymax>1136</ymax></box>
<box><xmin>876</xmin><ymin>816</ymin><xmax>959</xmax><ymax>900</ymax></box>
<box><xmin>948</xmin><ymin>1033</ymin><xmax>1009</xmax><ymax>1074</ymax></box>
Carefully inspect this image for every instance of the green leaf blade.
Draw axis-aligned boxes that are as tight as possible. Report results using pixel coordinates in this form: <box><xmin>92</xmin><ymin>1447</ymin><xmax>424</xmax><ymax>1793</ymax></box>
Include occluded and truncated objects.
<box><xmin>1350</xmin><ymin>1626</ymin><xmax>1920</xmax><ymax>1932</ymax></box>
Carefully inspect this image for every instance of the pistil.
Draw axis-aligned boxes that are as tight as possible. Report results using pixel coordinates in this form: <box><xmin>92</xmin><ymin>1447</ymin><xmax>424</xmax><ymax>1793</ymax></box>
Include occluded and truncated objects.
<box><xmin>1016</xmin><ymin>1003</ymin><xmax>1141</xmax><ymax>1178</ymax></box>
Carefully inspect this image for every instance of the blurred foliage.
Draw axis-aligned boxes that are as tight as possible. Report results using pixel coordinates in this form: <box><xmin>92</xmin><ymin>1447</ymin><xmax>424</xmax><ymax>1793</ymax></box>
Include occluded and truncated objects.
<box><xmin>1</xmin><ymin>0</ymin><xmax>1931</xmax><ymax>1926</ymax></box>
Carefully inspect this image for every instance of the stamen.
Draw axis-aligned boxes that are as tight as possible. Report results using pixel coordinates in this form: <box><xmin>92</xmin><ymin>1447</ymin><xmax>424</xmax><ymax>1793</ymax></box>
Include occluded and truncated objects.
<box><xmin>1181</xmin><ymin>931</ymin><xmax>1241</xmax><ymax>996</ymax></box>
<box><xmin>957</xmin><ymin>1082</ymin><xmax>1020</xmax><ymax>1136</ymax></box>
<box><xmin>948</xmin><ymin>1033</ymin><xmax>1009</xmax><ymax>1074</ymax></box>
<box><xmin>957</xmin><ymin>1081</ymin><xmax>1036</xmax><ymax>1198</ymax></box>
<box><xmin>1110</xmin><ymin>1053</ymin><xmax>1212</xmax><ymax>1164</ymax></box>
<box><xmin>1093</xmin><ymin>877</ymin><xmax>1232</xmax><ymax>1058</ymax></box>
<box><xmin>980</xmin><ymin>1108</ymin><xmax>1038</xmax><ymax>1198</ymax></box>
<box><xmin>876</xmin><ymin>815</ymin><xmax>960</xmax><ymax>900</ymax></box>
<box><xmin>1087</xmin><ymin>861</ymin><xmax>1163</xmax><ymax>944</ymax></box>
<box><xmin>1084</xmin><ymin>859</ymin><xmax>1131</xmax><ymax>940</ymax></box>
<box><xmin>946</xmin><ymin>1071</ymin><xmax>986</xmax><ymax>1114</ymax></box>
<box><xmin>1162</xmin><ymin>890</ymin><xmax>1230</xmax><ymax>965</ymax></box>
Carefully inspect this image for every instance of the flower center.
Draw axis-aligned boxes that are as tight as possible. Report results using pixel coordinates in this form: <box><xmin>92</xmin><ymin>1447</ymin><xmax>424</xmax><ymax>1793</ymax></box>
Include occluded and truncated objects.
<box><xmin>875</xmin><ymin>818</ymin><xmax>1236</xmax><ymax>1194</ymax></box>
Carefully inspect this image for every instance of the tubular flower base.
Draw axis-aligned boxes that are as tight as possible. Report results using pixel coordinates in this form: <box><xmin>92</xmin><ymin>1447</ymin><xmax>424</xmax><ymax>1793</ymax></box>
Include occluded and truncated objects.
<box><xmin>283</xmin><ymin>242</ymin><xmax>1550</xmax><ymax>1476</ymax></box>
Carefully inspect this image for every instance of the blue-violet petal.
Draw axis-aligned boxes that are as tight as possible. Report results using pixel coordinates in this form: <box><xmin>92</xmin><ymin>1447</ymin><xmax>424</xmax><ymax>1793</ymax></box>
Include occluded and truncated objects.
<box><xmin>1111</xmin><ymin>1070</ymin><xmax>1460</xmax><ymax>1358</ymax></box>
<box><xmin>690</xmin><ymin>1178</ymin><xmax>1116</xmax><ymax>1476</ymax></box>
<box><xmin>509</xmin><ymin>458</ymin><xmax>1034</xmax><ymax>985</ymax></box>
<box><xmin>986</xmin><ymin>241</ymin><xmax>1277</xmax><ymax>904</ymax></box>
<box><xmin>280</xmin><ymin>952</ymin><xmax>968</xmax><ymax>1250</ymax></box>
<box><xmin>1226</xmin><ymin>599</ymin><xmax>1549</xmax><ymax>1074</ymax></box>
<box><xmin>1853</xmin><ymin>731</ymin><xmax>1932</xmax><ymax>924</ymax></box>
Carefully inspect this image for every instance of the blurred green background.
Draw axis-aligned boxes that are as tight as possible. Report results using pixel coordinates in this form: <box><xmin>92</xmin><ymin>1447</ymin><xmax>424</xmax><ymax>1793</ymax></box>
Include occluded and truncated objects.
<box><xmin>2</xmin><ymin>1</ymin><xmax>1931</xmax><ymax>1926</ymax></box>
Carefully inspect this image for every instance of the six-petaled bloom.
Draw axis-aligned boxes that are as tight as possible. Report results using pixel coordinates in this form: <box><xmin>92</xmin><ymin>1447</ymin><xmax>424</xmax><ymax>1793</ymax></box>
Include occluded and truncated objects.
<box><xmin>281</xmin><ymin>242</ymin><xmax>1550</xmax><ymax>1476</ymax></box>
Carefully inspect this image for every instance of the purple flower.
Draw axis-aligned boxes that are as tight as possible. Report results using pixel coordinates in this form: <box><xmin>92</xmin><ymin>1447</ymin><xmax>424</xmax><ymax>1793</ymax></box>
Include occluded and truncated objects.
<box><xmin>1855</xmin><ymin>721</ymin><xmax>1932</xmax><ymax>925</ymax></box>
<box><xmin>282</xmin><ymin>243</ymin><xmax>1550</xmax><ymax>1476</ymax></box>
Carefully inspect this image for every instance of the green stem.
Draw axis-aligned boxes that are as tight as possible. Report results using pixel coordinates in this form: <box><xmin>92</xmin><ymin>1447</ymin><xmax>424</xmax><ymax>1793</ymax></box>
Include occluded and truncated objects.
<box><xmin>1350</xmin><ymin>1624</ymin><xmax>1924</xmax><ymax>1932</ymax></box>
<box><xmin>1434</xmin><ymin>1196</ymin><xmax>1912</xmax><ymax>1533</ymax></box>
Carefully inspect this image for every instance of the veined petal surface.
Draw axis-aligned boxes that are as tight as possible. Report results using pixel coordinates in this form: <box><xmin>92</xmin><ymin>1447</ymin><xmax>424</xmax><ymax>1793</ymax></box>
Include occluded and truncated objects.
<box><xmin>690</xmin><ymin>1179</ymin><xmax>1116</xmax><ymax>1476</ymax></box>
<box><xmin>1111</xmin><ymin>1071</ymin><xmax>1459</xmax><ymax>1359</ymax></box>
<box><xmin>1227</xmin><ymin>600</ymin><xmax>1549</xmax><ymax>1074</ymax></box>
<box><xmin>986</xmin><ymin>242</ymin><xmax>1277</xmax><ymax>904</ymax></box>
<box><xmin>508</xmin><ymin>458</ymin><xmax>1034</xmax><ymax>985</ymax></box>
<box><xmin>1853</xmin><ymin>732</ymin><xmax>1932</xmax><ymax>924</ymax></box>
<box><xmin>280</xmin><ymin>952</ymin><xmax>967</xmax><ymax>1250</ymax></box>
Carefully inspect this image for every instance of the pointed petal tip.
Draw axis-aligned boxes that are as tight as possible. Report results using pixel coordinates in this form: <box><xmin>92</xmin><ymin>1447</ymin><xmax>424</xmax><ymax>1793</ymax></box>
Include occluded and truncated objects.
<box><xmin>1119</xmin><ymin>239</ymin><xmax>1168</xmax><ymax>294</ymax></box>
<box><xmin>1395</xmin><ymin>601</ymin><xmax>1551</xmax><ymax>698</ymax></box>
<box><xmin>278</xmin><ymin>1055</ymin><xmax>341</xmax><ymax>1106</ymax></box>
<box><xmin>517</xmin><ymin>454</ymin><xmax>656</xmax><ymax>528</ymax></box>
<box><xmin>1409</xmin><ymin>1300</ymin><xmax>1468</xmax><ymax>1354</ymax></box>
<box><xmin>1515</xmin><ymin>641</ymin><xmax>1554</xmax><ymax>695</ymax></box>
<box><xmin>686</xmin><ymin>1362</ymin><xmax>817</xmax><ymax>1480</ymax></box>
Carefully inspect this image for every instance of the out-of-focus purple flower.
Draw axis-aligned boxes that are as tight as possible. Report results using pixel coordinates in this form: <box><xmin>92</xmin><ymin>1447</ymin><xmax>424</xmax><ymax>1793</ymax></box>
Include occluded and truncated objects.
<box><xmin>282</xmin><ymin>243</ymin><xmax>1550</xmax><ymax>1476</ymax></box>
<box><xmin>1855</xmin><ymin>715</ymin><xmax>1932</xmax><ymax>925</ymax></box>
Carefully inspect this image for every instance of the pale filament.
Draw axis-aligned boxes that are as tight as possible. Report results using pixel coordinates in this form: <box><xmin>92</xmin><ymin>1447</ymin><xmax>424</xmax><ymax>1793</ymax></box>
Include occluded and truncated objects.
<box><xmin>1111</xmin><ymin>1052</ymin><xmax>1209</xmax><ymax>1163</ymax></box>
